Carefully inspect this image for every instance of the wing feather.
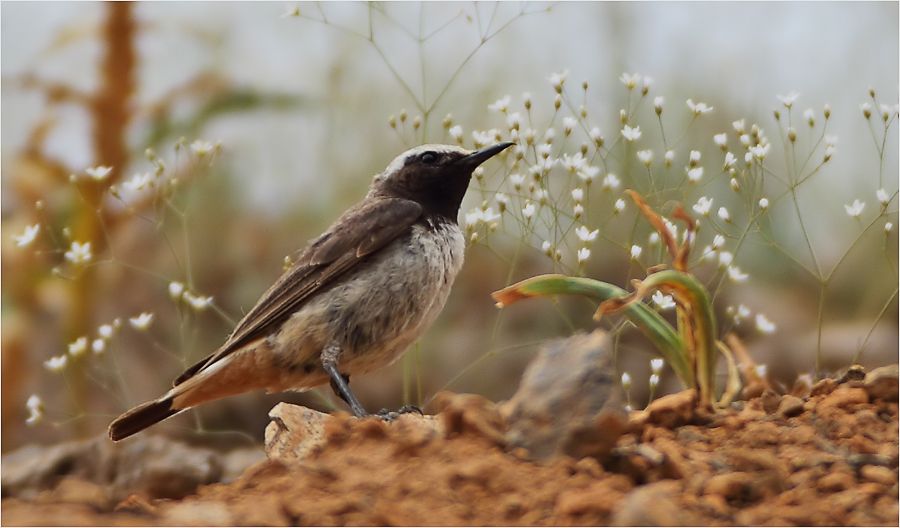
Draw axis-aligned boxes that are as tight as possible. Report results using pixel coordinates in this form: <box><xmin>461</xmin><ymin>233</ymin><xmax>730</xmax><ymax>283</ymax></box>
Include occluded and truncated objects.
<box><xmin>173</xmin><ymin>197</ymin><xmax>423</xmax><ymax>385</ymax></box>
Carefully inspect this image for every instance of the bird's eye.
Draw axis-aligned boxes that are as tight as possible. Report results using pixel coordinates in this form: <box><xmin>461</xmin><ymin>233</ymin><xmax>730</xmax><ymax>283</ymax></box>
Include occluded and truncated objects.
<box><xmin>420</xmin><ymin>152</ymin><xmax>439</xmax><ymax>164</ymax></box>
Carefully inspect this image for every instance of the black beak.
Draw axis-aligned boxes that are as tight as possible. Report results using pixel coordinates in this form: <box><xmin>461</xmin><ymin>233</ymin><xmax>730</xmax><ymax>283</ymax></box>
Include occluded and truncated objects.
<box><xmin>459</xmin><ymin>142</ymin><xmax>515</xmax><ymax>168</ymax></box>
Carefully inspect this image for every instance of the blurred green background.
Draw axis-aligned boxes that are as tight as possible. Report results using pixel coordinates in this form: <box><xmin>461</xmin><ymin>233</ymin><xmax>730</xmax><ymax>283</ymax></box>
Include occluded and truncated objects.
<box><xmin>2</xmin><ymin>2</ymin><xmax>897</xmax><ymax>451</ymax></box>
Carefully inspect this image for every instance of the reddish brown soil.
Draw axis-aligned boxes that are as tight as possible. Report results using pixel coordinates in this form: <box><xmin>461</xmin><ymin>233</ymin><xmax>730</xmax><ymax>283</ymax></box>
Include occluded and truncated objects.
<box><xmin>3</xmin><ymin>378</ymin><xmax>898</xmax><ymax>526</ymax></box>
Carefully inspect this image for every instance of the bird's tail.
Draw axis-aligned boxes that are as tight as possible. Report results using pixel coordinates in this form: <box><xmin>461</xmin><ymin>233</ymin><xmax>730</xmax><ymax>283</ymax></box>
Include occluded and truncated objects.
<box><xmin>108</xmin><ymin>396</ymin><xmax>179</xmax><ymax>441</ymax></box>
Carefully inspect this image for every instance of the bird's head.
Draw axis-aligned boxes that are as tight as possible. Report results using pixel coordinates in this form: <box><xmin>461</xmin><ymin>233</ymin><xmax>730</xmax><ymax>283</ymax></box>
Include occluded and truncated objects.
<box><xmin>371</xmin><ymin>142</ymin><xmax>514</xmax><ymax>221</ymax></box>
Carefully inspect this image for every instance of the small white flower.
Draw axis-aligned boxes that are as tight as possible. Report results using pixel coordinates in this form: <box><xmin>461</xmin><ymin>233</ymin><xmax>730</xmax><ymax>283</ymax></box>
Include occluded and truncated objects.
<box><xmin>621</xmin><ymin>125</ymin><xmax>642</xmax><ymax>141</ymax></box>
<box><xmin>693</xmin><ymin>196</ymin><xmax>713</xmax><ymax>216</ymax></box>
<box><xmin>649</xmin><ymin>232</ymin><xmax>660</xmax><ymax>246</ymax></box>
<box><xmin>169</xmin><ymin>281</ymin><xmax>185</xmax><ymax>299</ymax></box>
<box><xmin>506</xmin><ymin>113</ymin><xmax>521</xmax><ymax>129</ymax></box>
<box><xmin>637</xmin><ymin>149</ymin><xmax>653</xmax><ymax>166</ymax></box>
<box><xmin>85</xmin><ymin>165</ymin><xmax>113</xmax><ymax>181</ymax></box>
<box><xmin>129</xmin><ymin>312</ymin><xmax>154</xmax><ymax>330</ymax></box>
<box><xmin>701</xmin><ymin>245</ymin><xmax>716</xmax><ymax>261</ymax></box>
<box><xmin>578</xmin><ymin>165</ymin><xmax>600</xmax><ymax>183</ymax></box>
<box><xmin>541</xmin><ymin>240</ymin><xmax>552</xmax><ymax>254</ymax></box>
<box><xmin>44</xmin><ymin>355</ymin><xmax>68</xmax><ymax>372</ymax></box>
<box><xmin>712</xmin><ymin>234</ymin><xmax>725</xmax><ymax>250</ymax></box>
<box><xmin>614</xmin><ymin>199</ymin><xmax>626</xmax><ymax>213</ymax></box>
<box><xmin>123</xmin><ymin>172</ymin><xmax>153</xmax><ymax>192</ymax></box>
<box><xmin>650</xmin><ymin>358</ymin><xmax>664</xmax><ymax>374</ymax></box>
<box><xmin>860</xmin><ymin>102</ymin><xmax>872</xmax><ymax>117</ymax></box>
<box><xmin>449</xmin><ymin>125</ymin><xmax>463</xmax><ymax>141</ymax></box>
<box><xmin>488</xmin><ymin>95</ymin><xmax>511</xmax><ymax>112</ymax></box>
<box><xmin>844</xmin><ymin>199</ymin><xmax>865</xmax><ymax>218</ymax></box>
<box><xmin>727</xmin><ymin>266</ymin><xmax>749</xmax><ymax>282</ymax></box>
<box><xmin>664</xmin><ymin>150</ymin><xmax>675</xmax><ymax>166</ymax></box>
<box><xmin>575</xmin><ymin>225</ymin><xmax>599</xmax><ymax>242</ymax></box>
<box><xmin>25</xmin><ymin>395</ymin><xmax>43</xmax><ymax>426</ymax></box>
<box><xmin>732</xmin><ymin>119</ymin><xmax>746</xmax><ymax>133</ymax></box>
<box><xmin>652</xmin><ymin>291</ymin><xmax>676</xmax><ymax>310</ymax></box>
<box><xmin>522</xmin><ymin>202</ymin><xmax>536</xmax><ymax>219</ymax></box>
<box><xmin>621</xmin><ymin>372</ymin><xmax>632</xmax><ymax>388</ymax></box>
<box><xmin>190</xmin><ymin>140</ymin><xmax>215</xmax><ymax>156</ymax></box>
<box><xmin>14</xmin><ymin>224</ymin><xmax>40</xmax><ymax>248</ymax></box>
<box><xmin>759</xmin><ymin>198</ymin><xmax>769</xmax><ymax>210</ymax></box>
<box><xmin>184</xmin><ymin>292</ymin><xmax>214</xmax><ymax>311</ymax></box>
<box><xmin>532</xmin><ymin>188</ymin><xmax>549</xmax><ymax>203</ymax></box>
<box><xmin>573</xmin><ymin>203</ymin><xmax>584</xmax><ymax>217</ymax></box>
<box><xmin>68</xmin><ymin>336</ymin><xmax>88</xmax><ymax>357</ymax></box>
<box><xmin>464</xmin><ymin>210</ymin><xmax>481</xmax><ymax>228</ymax></box>
<box><xmin>687</xmin><ymin>167</ymin><xmax>704</xmax><ymax>183</ymax></box>
<box><xmin>654</xmin><ymin>96</ymin><xmax>664</xmax><ymax>112</ymax></box>
<box><xmin>643</xmin><ymin>77</ymin><xmax>654</xmax><ymax>89</ymax></box>
<box><xmin>522</xmin><ymin>92</ymin><xmax>532</xmax><ymax>107</ymax></box>
<box><xmin>91</xmin><ymin>338</ymin><xmax>106</xmax><ymax>354</ymax></box>
<box><xmin>589</xmin><ymin>127</ymin><xmax>603</xmax><ymax>143</ymax></box>
<box><xmin>64</xmin><ymin>241</ymin><xmax>92</xmax><ymax>265</ymax></box>
<box><xmin>577</xmin><ymin>247</ymin><xmax>591</xmax><ymax>263</ymax></box>
<box><xmin>777</xmin><ymin>91</ymin><xmax>800</xmax><ymax>108</ymax></box>
<box><xmin>561</xmin><ymin>152</ymin><xmax>586</xmax><ymax>172</ymax></box>
<box><xmin>718</xmin><ymin>251</ymin><xmax>734</xmax><ymax>267</ymax></box>
<box><xmin>649</xmin><ymin>373</ymin><xmax>660</xmax><ymax>387</ymax></box>
<box><xmin>509</xmin><ymin>173</ymin><xmax>525</xmax><ymax>189</ymax></box>
<box><xmin>619</xmin><ymin>72</ymin><xmax>641</xmax><ymax>90</ymax></box>
<box><xmin>689</xmin><ymin>150</ymin><xmax>701</xmax><ymax>163</ymax></box>
<box><xmin>755</xmin><ymin>313</ymin><xmax>776</xmax><ymax>334</ymax></box>
<box><xmin>481</xmin><ymin>207</ymin><xmax>501</xmax><ymax>223</ymax></box>
<box><xmin>876</xmin><ymin>188</ymin><xmax>890</xmax><ymax>206</ymax></box>
<box><xmin>739</xmin><ymin>134</ymin><xmax>751</xmax><ymax>147</ymax></box>
<box><xmin>730</xmin><ymin>178</ymin><xmax>740</xmax><ymax>192</ymax></box>
<box><xmin>601</xmin><ymin>173</ymin><xmax>620</xmax><ymax>190</ymax></box>
<box><xmin>630</xmin><ymin>245</ymin><xmax>642</xmax><ymax>260</ymax></box>
<box><xmin>98</xmin><ymin>324</ymin><xmax>114</xmax><ymax>339</ymax></box>
<box><xmin>749</xmin><ymin>144</ymin><xmax>771</xmax><ymax>159</ymax></box>
<box><xmin>713</xmin><ymin>133</ymin><xmax>727</xmax><ymax>147</ymax></box>
<box><xmin>571</xmin><ymin>188</ymin><xmax>584</xmax><ymax>203</ymax></box>
<box><xmin>803</xmin><ymin>108</ymin><xmax>815</xmax><ymax>126</ymax></box>
<box><xmin>562</xmin><ymin>117</ymin><xmax>577</xmax><ymax>135</ymax></box>
<box><xmin>547</xmin><ymin>70</ymin><xmax>569</xmax><ymax>91</ymax></box>
<box><xmin>723</xmin><ymin>152</ymin><xmax>736</xmax><ymax>168</ymax></box>
<box><xmin>494</xmin><ymin>193</ymin><xmax>510</xmax><ymax>207</ymax></box>
<box><xmin>687</xmin><ymin>99</ymin><xmax>714</xmax><ymax>115</ymax></box>
<box><xmin>717</xmin><ymin>207</ymin><xmax>731</xmax><ymax>222</ymax></box>
<box><xmin>885</xmin><ymin>222</ymin><xmax>894</xmax><ymax>233</ymax></box>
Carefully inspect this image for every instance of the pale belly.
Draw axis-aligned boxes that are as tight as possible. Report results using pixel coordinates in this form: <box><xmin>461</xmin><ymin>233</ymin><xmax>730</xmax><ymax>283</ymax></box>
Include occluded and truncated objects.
<box><xmin>266</xmin><ymin>219</ymin><xmax>465</xmax><ymax>390</ymax></box>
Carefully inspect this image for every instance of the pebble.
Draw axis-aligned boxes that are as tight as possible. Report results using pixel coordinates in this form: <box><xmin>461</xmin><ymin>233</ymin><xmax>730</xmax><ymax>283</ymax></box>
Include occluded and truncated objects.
<box><xmin>817</xmin><ymin>471</ymin><xmax>854</xmax><ymax>492</ymax></box>
<box><xmin>863</xmin><ymin>364</ymin><xmax>899</xmax><ymax>401</ymax></box>
<box><xmin>860</xmin><ymin>465</ymin><xmax>896</xmax><ymax>486</ymax></box>
<box><xmin>645</xmin><ymin>389</ymin><xmax>697</xmax><ymax>429</ymax></box>
<box><xmin>777</xmin><ymin>395</ymin><xmax>805</xmax><ymax>417</ymax></box>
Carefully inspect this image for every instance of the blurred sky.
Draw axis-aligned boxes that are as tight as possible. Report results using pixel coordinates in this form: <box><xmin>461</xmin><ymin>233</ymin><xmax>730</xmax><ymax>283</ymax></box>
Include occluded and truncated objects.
<box><xmin>3</xmin><ymin>2</ymin><xmax>897</xmax><ymax>217</ymax></box>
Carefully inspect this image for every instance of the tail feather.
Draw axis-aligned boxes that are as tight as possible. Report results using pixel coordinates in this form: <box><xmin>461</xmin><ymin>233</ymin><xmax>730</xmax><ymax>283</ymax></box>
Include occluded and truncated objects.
<box><xmin>108</xmin><ymin>397</ymin><xmax>179</xmax><ymax>441</ymax></box>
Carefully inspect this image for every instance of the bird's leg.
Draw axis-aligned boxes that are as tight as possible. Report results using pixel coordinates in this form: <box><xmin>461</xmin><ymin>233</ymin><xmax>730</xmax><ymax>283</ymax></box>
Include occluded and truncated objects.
<box><xmin>321</xmin><ymin>344</ymin><xmax>367</xmax><ymax>417</ymax></box>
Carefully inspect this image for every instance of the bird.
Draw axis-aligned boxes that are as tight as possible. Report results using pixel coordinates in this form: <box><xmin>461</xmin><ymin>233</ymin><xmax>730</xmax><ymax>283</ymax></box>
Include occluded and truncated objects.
<box><xmin>108</xmin><ymin>141</ymin><xmax>515</xmax><ymax>441</ymax></box>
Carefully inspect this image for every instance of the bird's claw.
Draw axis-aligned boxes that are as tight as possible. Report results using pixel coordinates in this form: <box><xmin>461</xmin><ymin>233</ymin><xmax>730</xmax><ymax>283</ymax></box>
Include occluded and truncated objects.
<box><xmin>374</xmin><ymin>404</ymin><xmax>424</xmax><ymax>421</ymax></box>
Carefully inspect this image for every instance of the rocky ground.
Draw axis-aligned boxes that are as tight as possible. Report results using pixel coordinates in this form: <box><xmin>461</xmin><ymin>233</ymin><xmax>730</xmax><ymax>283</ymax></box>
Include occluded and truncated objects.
<box><xmin>2</xmin><ymin>334</ymin><xmax>898</xmax><ymax>526</ymax></box>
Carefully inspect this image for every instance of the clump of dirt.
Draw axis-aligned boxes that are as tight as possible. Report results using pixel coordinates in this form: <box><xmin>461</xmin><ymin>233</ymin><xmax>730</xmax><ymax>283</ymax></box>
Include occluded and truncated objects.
<box><xmin>3</xmin><ymin>370</ymin><xmax>897</xmax><ymax>526</ymax></box>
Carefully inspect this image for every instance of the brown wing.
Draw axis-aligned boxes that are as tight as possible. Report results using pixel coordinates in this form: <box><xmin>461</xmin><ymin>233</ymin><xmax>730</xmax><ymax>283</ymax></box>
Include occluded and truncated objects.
<box><xmin>173</xmin><ymin>197</ymin><xmax>423</xmax><ymax>386</ymax></box>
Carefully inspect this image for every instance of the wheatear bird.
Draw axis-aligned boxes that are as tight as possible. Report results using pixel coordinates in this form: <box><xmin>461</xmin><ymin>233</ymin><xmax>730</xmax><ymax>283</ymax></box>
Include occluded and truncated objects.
<box><xmin>109</xmin><ymin>142</ymin><xmax>514</xmax><ymax>441</ymax></box>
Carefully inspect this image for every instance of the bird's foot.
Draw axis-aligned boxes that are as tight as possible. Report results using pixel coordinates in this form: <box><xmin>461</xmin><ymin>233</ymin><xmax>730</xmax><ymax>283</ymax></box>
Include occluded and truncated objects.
<box><xmin>374</xmin><ymin>404</ymin><xmax>424</xmax><ymax>421</ymax></box>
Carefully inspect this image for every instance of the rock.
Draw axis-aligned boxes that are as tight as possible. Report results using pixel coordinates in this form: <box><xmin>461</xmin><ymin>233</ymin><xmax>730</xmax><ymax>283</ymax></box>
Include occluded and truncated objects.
<box><xmin>760</xmin><ymin>389</ymin><xmax>781</xmax><ymax>414</ymax></box>
<box><xmin>817</xmin><ymin>471</ymin><xmax>854</xmax><ymax>492</ymax></box>
<box><xmin>863</xmin><ymin>364</ymin><xmax>899</xmax><ymax>401</ymax></box>
<box><xmin>47</xmin><ymin>477</ymin><xmax>111</xmax><ymax>510</ymax></box>
<box><xmin>645</xmin><ymin>390</ymin><xmax>697</xmax><ymax>429</ymax></box>
<box><xmin>1</xmin><ymin>434</ymin><xmax>243</xmax><ymax>502</ymax></box>
<box><xmin>161</xmin><ymin>501</ymin><xmax>234</xmax><ymax>526</ymax></box>
<box><xmin>860</xmin><ymin>465</ymin><xmax>896</xmax><ymax>486</ymax></box>
<box><xmin>265</xmin><ymin>403</ymin><xmax>443</xmax><ymax>464</ymax></box>
<box><xmin>612</xmin><ymin>481</ymin><xmax>693</xmax><ymax>526</ymax></box>
<box><xmin>704</xmin><ymin>472</ymin><xmax>762</xmax><ymax>502</ymax></box>
<box><xmin>433</xmin><ymin>392</ymin><xmax>504</xmax><ymax>445</ymax></box>
<box><xmin>777</xmin><ymin>395</ymin><xmax>805</xmax><ymax>417</ymax></box>
<box><xmin>818</xmin><ymin>387</ymin><xmax>869</xmax><ymax>410</ymax></box>
<box><xmin>502</xmin><ymin>331</ymin><xmax>625</xmax><ymax>460</ymax></box>
<box><xmin>265</xmin><ymin>404</ymin><xmax>329</xmax><ymax>464</ymax></box>
<box><xmin>837</xmin><ymin>364</ymin><xmax>866</xmax><ymax>383</ymax></box>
